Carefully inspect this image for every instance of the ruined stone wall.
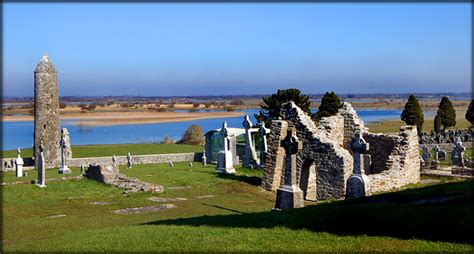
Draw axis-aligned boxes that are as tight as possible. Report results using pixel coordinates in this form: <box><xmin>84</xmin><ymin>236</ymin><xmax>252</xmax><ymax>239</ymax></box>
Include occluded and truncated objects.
<box><xmin>363</xmin><ymin>132</ymin><xmax>399</xmax><ymax>174</ymax></box>
<box><xmin>261</xmin><ymin>102</ymin><xmax>353</xmax><ymax>199</ymax></box>
<box><xmin>368</xmin><ymin>126</ymin><xmax>420</xmax><ymax>193</ymax></box>
<box><xmin>34</xmin><ymin>55</ymin><xmax>61</xmax><ymax>169</ymax></box>
<box><xmin>318</xmin><ymin>115</ymin><xmax>344</xmax><ymax>147</ymax></box>
<box><xmin>261</xmin><ymin>120</ymin><xmax>288</xmax><ymax>191</ymax></box>
<box><xmin>339</xmin><ymin>102</ymin><xmax>367</xmax><ymax>152</ymax></box>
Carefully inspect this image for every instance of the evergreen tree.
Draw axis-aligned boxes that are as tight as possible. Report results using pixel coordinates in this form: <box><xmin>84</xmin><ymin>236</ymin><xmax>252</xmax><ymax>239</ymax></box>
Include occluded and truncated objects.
<box><xmin>435</xmin><ymin>96</ymin><xmax>456</xmax><ymax>131</ymax></box>
<box><xmin>400</xmin><ymin>95</ymin><xmax>424</xmax><ymax>134</ymax></box>
<box><xmin>434</xmin><ymin>115</ymin><xmax>441</xmax><ymax>133</ymax></box>
<box><xmin>255</xmin><ymin>88</ymin><xmax>311</xmax><ymax>126</ymax></box>
<box><xmin>313</xmin><ymin>92</ymin><xmax>341</xmax><ymax>121</ymax></box>
<box><xmin>465</xmin><ymin>100</ymin><xmax>474</xmax><ymax>125</ymax></box>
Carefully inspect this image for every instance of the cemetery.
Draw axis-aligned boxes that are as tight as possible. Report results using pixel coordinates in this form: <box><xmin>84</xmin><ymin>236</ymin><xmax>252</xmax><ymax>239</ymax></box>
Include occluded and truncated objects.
<box><xmin>2</xmin><ymin>56</ymin><xmax>473</xmax><ymax>251</ymax></box>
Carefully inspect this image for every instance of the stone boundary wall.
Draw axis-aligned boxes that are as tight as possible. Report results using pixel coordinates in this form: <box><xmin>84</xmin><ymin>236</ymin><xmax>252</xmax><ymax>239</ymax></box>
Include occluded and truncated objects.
<box><xmin>1</xmin><ymin>152</ymin><xmax>202</xmax><ymax>172</ymax></box>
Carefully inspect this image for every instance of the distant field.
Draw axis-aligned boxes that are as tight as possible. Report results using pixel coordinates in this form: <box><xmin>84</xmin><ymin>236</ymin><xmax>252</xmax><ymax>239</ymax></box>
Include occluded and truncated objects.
<box><xmin>367</xmin><ymin>110</ymin><xmax>471</xmax><ymax>133</ymax></box>
<box><xmin>1</xmin><ymin>162</ymin><xmax>472</xmax><ymax>252</ymax></box>
<box><xmin>1</xmin><ymin>144</ymin><xmax>203</xmax><ymax>159</ymax></box>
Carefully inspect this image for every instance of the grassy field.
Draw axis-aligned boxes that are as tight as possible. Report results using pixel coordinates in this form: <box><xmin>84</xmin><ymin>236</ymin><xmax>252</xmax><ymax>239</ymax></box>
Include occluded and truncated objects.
<box><xmin>1</xmin><ymin>162</ymin><xmax>473</xmax><ymax>252</ymax></box>
<box><xmin>1</xmin><ymin>143</ymin><xmax>203</xmax><ymax>158</ymax></box>
<box><xmin>367</xmin><ymin>110</ymin><xmax>471</xmax><ymax>133</ymax></box>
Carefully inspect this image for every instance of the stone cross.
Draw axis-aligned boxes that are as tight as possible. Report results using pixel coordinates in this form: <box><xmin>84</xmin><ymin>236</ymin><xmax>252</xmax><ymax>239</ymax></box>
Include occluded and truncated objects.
<box><xmin>346</xmin><ymin>130</ymin><xmax>371</xmax><ymax>199</ymax></box>
<box><xmin>58</xmin><ymin>137</ymin><xmax>71</xmax><ymax>174</ymax></box>
<box><xmin>258</xmin><ymin>124</ymin><xmax>269</xmax><ymax>167</ymax></box>
<box><xmin>281</xmin><ymin>128</ymin><xmax>301</xmax><ymax>187</ymax></box>
<box><xmin>37</xmin><ymin>144</ymin><xmax>46</xmax><ymax>187</ymax></box>
<box><xmin>452</xmin><ymin>137</ymin><xmax>465</xmax><ymax>167</ymax></box>
<box><xmin>349</xmin><ymin>131</ymin><xmax>369</xmax><ymax>175</ymax></box>
<box><xmin>127</xmin><ymin>152</ymin><xmax>132</xmax><ymax>169</ymax></box>
<box><xmin>242</xmin><ymin>115</ymin><xmax>258</xmax><ymax>168</ymax></box>
<box><xmin>201</xmin><ymin>150</ymin><xmax>207</xmax><ymax>166</ymax></box>
<box><xmin>15</xmin><ymin>147</ymin><xmax>24</xmax><ymax>178</ymax></box>
<box><xmin>274</xmin><ymin>127</ymin><xmax>304</xmax><ymax>210</ymax></box>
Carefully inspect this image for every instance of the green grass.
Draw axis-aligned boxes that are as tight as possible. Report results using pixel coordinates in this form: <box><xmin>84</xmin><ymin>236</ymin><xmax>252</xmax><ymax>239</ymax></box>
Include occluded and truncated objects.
<box><xmin>1</xmin><ymin>162</ymin><xmax>473</xmax><ymax>252</ymax></box>
<box><xmin>1</xmin><ymin>143</ymin><xmax>203</xmax><ymax>158</ymax></box>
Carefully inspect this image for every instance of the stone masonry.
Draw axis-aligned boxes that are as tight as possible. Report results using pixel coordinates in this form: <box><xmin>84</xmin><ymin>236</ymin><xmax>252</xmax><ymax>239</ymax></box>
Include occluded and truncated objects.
<box><xmin>262</xmin><ymin>101</ymin><xmax>420</xmax><ymax>201</ymax></box>
<box><xmin>34</xmin><ymin>54</ymin><xmax>61</xmax><ymax>169</ymax></box>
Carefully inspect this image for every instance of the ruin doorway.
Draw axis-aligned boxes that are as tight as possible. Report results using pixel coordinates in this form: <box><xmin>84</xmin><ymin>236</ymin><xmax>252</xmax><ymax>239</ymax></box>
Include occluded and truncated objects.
<box><xmin>299</xmin><ymin>159</ymin><xmax>317</xmax><ymax>201</ymax></box>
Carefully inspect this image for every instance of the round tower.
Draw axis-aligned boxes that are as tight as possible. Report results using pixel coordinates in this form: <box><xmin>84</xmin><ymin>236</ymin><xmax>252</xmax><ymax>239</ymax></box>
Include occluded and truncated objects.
<box><xmin>34</xmin><ymin>54</ymin><xmax>61</xmax><ymax>169</ymax></box>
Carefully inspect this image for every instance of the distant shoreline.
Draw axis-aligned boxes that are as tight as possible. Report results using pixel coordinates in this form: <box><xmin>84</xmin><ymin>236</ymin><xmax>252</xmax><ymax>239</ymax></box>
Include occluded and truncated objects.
<box><xmin>2</xmin><ymin>111</ymin><xmax>245</xmax><ymax>127</ymax></box>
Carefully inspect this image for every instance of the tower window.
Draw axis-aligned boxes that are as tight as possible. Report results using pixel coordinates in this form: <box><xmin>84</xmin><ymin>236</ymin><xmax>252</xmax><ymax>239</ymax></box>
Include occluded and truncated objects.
<box><xmin>44</xmin><ymin>124</ymin><xmax>46</xmax><ymax>129</ymax></box>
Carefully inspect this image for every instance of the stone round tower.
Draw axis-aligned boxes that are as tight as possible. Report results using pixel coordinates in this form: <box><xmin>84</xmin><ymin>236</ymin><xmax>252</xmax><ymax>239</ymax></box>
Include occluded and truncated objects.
<box><xmin>34</xmin><ymin>54</ymin><xmax>61</xmax><ymax>169</ymax></box>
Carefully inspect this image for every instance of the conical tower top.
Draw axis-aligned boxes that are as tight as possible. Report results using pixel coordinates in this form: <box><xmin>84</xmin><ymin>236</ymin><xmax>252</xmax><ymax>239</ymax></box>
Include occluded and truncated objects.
<box><xmin>34</xmin><ymin>53</ymin><xmax>56</xmax><ymax>73</ymax></box>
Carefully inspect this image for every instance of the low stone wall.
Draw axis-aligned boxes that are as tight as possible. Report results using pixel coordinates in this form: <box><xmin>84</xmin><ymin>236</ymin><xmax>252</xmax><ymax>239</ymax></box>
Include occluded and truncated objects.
<box><xmin>422</xmin><ymin>143</ymin><xmax>473</xmax><ymax>150</ymax></box>
<box><xmin>1</xmin><ymin>152</ymin><xmax>203</xmax><ymax>171</ymax></box>
<box><xmin>363</xmin><ymin>132</ymin><xmax>399</xmax><ymax>174</ymax></box>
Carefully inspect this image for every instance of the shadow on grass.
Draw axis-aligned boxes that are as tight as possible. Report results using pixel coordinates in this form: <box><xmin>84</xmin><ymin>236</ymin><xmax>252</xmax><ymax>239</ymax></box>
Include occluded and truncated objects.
<box><xmin>143</xmin><ymin>180</ymin><xmax>474</xmax><ymax>244</ymax></box>
<box><xmin>215</xmin><ymin>173</ymin><xmax>262</xmax><ymax>186</ymax></box>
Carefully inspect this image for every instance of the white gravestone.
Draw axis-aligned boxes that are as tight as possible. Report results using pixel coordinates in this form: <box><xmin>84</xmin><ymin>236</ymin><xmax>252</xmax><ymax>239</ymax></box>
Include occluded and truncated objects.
<box><xmin>215</xmin><ymin>121</ymin><xmax>236</xmax><ymax>174</ymax></box>
<box><xmin>15</xmin><ymin>147</ymin><xmax>24</xmax><ymax>178</ymax></box>
<box><xmin>58</xmin><ymin>137</ymin><xmax>71</xmax><ymax>174</ymax></box>
<box><xmin>242</xmin><ymin>115</ymin><xmax>259</xmax><ymax>168</ymax></box>
<box><xmin>258</xmin><ymin>124</ymin><xmax>269</xmax><ymax>168</ymax></box>
<box><xmin>201</xmin><ymin>150</ymin><xmax>207</xmax><ymax>166</ymax></box>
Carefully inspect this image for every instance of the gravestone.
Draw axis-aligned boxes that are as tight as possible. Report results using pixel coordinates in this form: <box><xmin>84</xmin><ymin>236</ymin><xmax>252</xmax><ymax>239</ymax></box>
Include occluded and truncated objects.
<box><xmin>189</xmin><ymin>161</ymin><xmax>193</xmax><ymax>167</ymax></box>
<box><xmin>432</xmin><ymin>145</ymin><xmax>440</xmax><ymax>163</ymax></box>
<box><xmin>438</xmin><ymin>150</ymin><xmax>446</xmax><ymax>161</ymax></box>
<box><xmin>421</xmin><ymin>146</ymin><xmax>430</xmax><ymax>161</ymax></box>
<box><xmin>346</xmin><ymin>130</ymin><xmax>371</xmax><ymax>199</ymax></box>
<box><xmin>112</xmin><ymin>154</ymin><xmax>117</xmax><ymax>165</ymax></box>
<box><xmin>274</xmin><ymin>127</ymin><xmax>304</xmax><ymax>210</ymax></box>
<box><xmin>36</xmin><ymin>144</ymin><xmax>46</xmax><ymax>187</ymax></box>
<box><xmin>201</xmin><ymin>150</ymin><xmax>207</xmax><ymax>166</ymax></box>
<box><xmin>452</xmin><ymin>137</ymin><xmax>465</xmax><ymax>167</ymax></box>
<box><xmin>242</xmin><ymin>115</ymin><xmax>259</xmax><ymax>168</ymax></box>
<box><xmin>215</xmin><ymin>121</ymin><xmax>236</xmax><ymax>174</ymax></box>
<box><xmin>58</xmin><ymin>137</ymin><xmax>71</xmax><ymax>174</ymax></box>
<box><xmin>15</xmin><ymin>147</ymin><xmax>24</xmax><ymax>178</ymax></box>
<box><xmin>169</xmin><ymin>161</ymin><xmax>174</xmax><ymax>167</ymax></box>
<box><xmin>259</xmin><ymin>124</ymin><xmax>269</xmax><ymax>167</ymax></box>
<box><xmin>127</xmin><ymin>153</ymin><xmax>132</xmax><ymax>169</ymax></box>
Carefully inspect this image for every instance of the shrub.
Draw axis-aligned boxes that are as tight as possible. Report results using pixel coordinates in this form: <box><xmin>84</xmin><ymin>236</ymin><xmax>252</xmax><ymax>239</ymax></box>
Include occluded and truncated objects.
<box><xmin>59</xmin><ymin>102</ymin><xmax>67</xmax><ymax>109</ymax></box>
<box><xmin>180</xmin><ymin>125</ymin><xmax>204</xmax><ymax>145</ymax></box>
<box><xmin>193</xmin><ymin>103</ymin><xmax>200</xmax><ymax>108</ymax></box>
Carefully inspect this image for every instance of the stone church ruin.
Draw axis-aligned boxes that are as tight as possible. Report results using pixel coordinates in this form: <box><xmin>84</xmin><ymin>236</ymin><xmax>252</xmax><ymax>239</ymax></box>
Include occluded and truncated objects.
<box><xmin>262</xmin><ymin>101</ymin><xmax>420</xmax><ymax>203</ymax></box>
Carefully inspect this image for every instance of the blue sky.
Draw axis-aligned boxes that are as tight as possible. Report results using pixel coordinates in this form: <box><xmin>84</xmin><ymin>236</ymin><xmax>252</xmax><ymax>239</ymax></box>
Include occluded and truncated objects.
<box><xmin>3</xmin><ymin>3</ymin><xmax>472</xmax><ymax>96</ymax></box>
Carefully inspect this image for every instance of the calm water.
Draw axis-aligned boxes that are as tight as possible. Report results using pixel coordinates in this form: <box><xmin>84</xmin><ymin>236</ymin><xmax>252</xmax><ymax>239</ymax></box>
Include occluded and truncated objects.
<box><xmin>2</xmin><ymin>109</ymin><xmax>426</xmax><ymax>150</ymax></box>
